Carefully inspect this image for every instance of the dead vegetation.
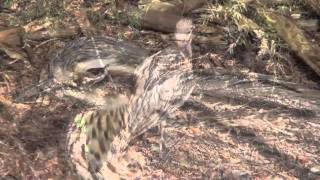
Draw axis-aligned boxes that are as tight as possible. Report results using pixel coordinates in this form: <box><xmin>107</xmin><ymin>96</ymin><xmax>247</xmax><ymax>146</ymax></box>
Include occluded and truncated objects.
<box><xmin>0</xmin><ymin>0</ymin><xmax>320</xmax><ymax>179</ymax></box>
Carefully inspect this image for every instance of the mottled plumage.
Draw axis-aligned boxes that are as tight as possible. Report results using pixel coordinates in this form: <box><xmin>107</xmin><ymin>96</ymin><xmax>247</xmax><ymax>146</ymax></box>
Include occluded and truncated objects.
<box><xmin>85</xmin><ymin>47</ymin><xmax>195</xmax><ymax>173</ymax></box>
<box><xmin>86</xmin><ymin>95</ymin><xmax>129</xmax><ymax>162</ymax></box>
<box><xmin>84</xmin><ymin>18</ymin><xmax>195</xmax><ymax>175</ymax></box>
<box><xmin>50</xmin><ymin>36</ymin><xmax>149</xmax><ymax>86</ymax></box>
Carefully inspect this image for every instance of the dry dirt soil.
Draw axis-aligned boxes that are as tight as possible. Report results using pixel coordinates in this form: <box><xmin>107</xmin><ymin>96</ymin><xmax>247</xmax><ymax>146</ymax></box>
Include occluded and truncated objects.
<box><xmin>1</xmin><ymin>1</ymin><xmax>320</xmax><ymax>180</ymax></box>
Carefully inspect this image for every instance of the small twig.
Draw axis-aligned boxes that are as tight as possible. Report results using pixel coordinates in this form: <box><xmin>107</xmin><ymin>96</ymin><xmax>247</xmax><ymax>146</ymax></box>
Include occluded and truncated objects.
<box><xmin>260</xmin><ymin>114</ymin><xmax>294</xmax><ymax>137</ymax></box>
<box><xmin>0</xmin><ymin>140</ymin><xmax>10</xmax><ymax>147</ymax></box>
<box><xmin>34</xmin><ymin>38</ymin><xmax>58</xmax><ymax>49</ymax></box>
<box><xmin>0</xmin><ymin>72</ymin><xmax>11</xmax><ymax>92</ymax></box>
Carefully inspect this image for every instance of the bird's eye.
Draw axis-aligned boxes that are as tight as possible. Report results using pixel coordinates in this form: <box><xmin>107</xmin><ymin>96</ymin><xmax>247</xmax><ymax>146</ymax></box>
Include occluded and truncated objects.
<box><xmin>86</xmin><ymin>68</ymin><xmax>106</xmax><ymax>77</ymax></box>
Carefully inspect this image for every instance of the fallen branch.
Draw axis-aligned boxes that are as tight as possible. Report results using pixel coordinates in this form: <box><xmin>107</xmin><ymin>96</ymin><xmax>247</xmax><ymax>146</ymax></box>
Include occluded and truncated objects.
<box><xmin>141</xmin><ymin>0</ymin><xmax>206</xmax><ymax>33</ymax></box>
<box><xmin>192</xmin><ymin>69</ymin><xmax>320</xmax><ymax>114</ymax></box>
<box><xmin>261</xmin><ymin>11</ymin><xmax>320</xmax><ymax>76</ymax></box>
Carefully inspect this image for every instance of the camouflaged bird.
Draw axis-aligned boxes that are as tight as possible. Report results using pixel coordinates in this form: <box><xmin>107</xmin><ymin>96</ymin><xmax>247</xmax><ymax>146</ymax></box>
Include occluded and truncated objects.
<box><xmin>83</xmin><ymin>19</ymin><xmax>195</xmax><ymax>176</ymax></box>
<box><xmin>85</xmin><ymin>47</ymin><xmax>195</xmax><ymax>173</ymax></box>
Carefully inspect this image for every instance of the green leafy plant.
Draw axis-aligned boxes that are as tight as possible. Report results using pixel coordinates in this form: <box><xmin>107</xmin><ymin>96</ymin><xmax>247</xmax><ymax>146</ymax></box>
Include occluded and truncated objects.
<box><xmin>74</xmin><ymin>113</ymin><xmax>87</xmax><ymax>133</ymax></box>
<box><xmin>16</xmin><ymin>0</ymin><xmax>66</xmax><ymax>23</ymax></box>
<box><xmin>3</xmin><ymin>0</ymin><xmax>14</xmax><ymax>6</ymax></box>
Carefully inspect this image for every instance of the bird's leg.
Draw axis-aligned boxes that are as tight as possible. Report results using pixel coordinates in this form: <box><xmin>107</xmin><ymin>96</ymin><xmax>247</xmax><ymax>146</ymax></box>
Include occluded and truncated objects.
<box><xmin>159</xmin><ymin>119</ymin><xmax>167</xmax><ymax>160</ymax></box>
<box><xmin>87</xmin><ymin>152</ymin><xmax>103</xmax><ymax>176</ymax></box>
